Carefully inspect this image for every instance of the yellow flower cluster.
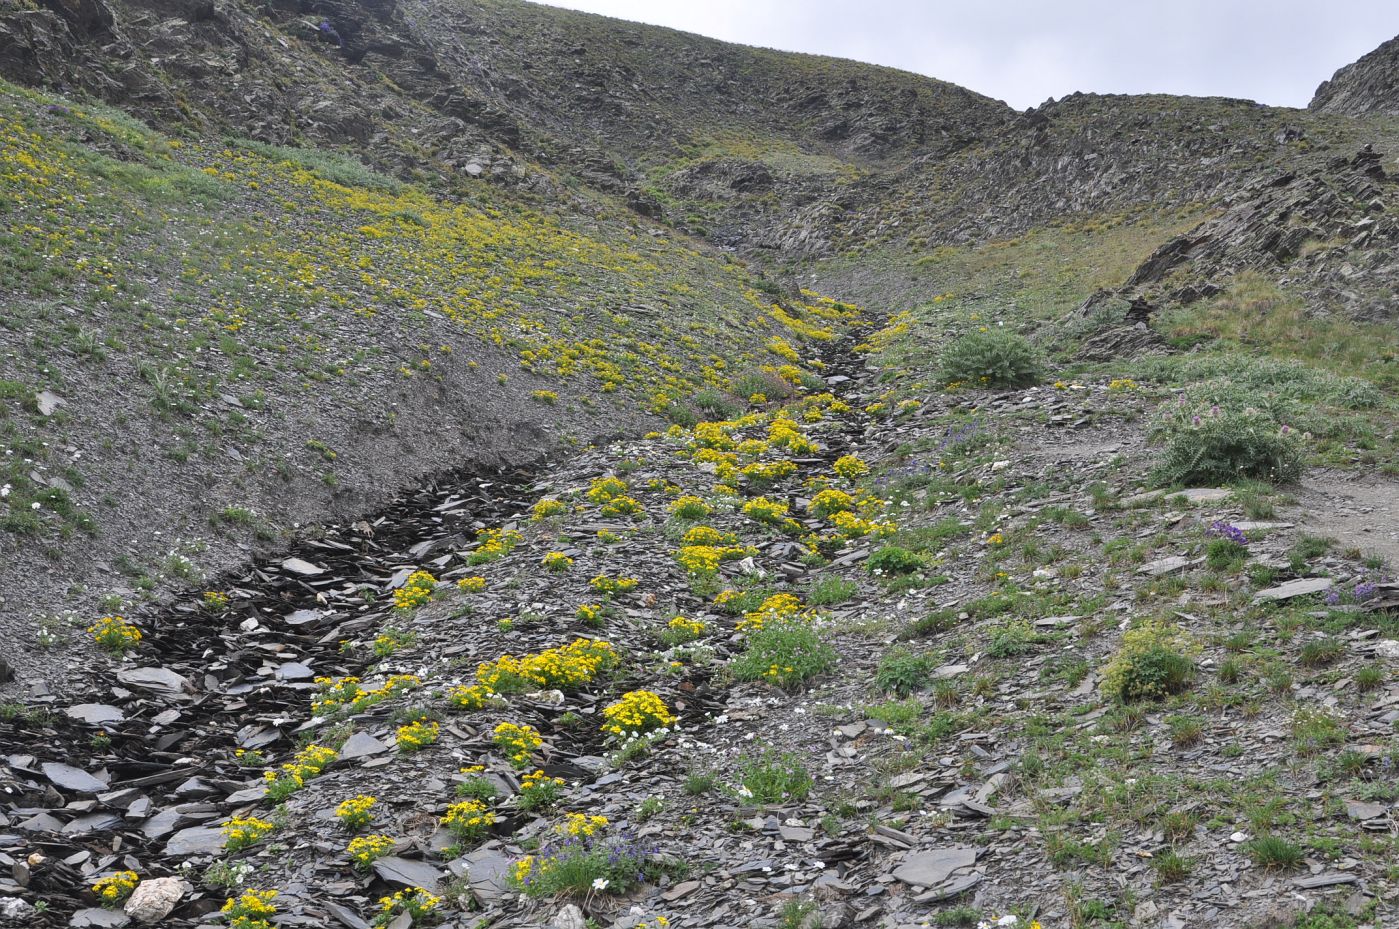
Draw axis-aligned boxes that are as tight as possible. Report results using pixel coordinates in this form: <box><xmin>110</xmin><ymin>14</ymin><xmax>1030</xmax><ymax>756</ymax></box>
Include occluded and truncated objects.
<box><xmin>558</xmin><ymin>812</ymin><xmax>609</xmax><ymax>839</ymax></box>
<box><xmin>222</xmin><ymin>816</ymin><xmax>275</xmax><ymax>851</ymax></box>
<box><xmin>832</xmin><ymin>454</ymin><xmax>869</xmax><ymax>482</ymax></box>
<box><xmin>682</xmin><ymin>525</ymin><xmax>738</xmax><ymax>546</ymax></box>
<box><xmin>92</xmin><ymin>870</ymin><xmax>138</xmax><ymax>907</ymax></box>
<box><xmin>600</xmin><ymin>690</ymin><xmax>677</xmax><ymax>740</ymax></box>
<box><xmin>475</xmin><ymin>637</ymin><xmax>619</xmax><ymax>694</ymax></box>
<box><xmin>377</xmin><ymin>888</ymin><xmax>440</xmax><ymax>922</ymax></box>
<box><xmin>768</xmin><ymin>417</ymin><xmax>820</xmax><ymax>455</ymax></box>
<box><xmin>89</xmin><ymin>615</ymin><xmax>142</xmax><ymax>654</ymax></box>
<box><xmin>347</xmin><ymin>834</ymin><xmax>395</xmax><ymax>870</ymax></box>
<box><xmin>668</xmin><ymin>495</ymin><xmax>712</xmax><ymax>519</ymax></box>
<box><xmin>541</xmin><ymin>551</ymin><xmax>574</xmax><ymax>572</ymax></box>
<box><xmin>469</xmin><ymin>527</ymin><xmax>523</xmax><ymax>565</ymax></box>
<box><xmin>443</xmin><ymin>798</ymin><xmax>497</xmax><ymax>841</ymax></box>
<box><xmin>493</xmin><ymin>721</ymin><xmax>544</xmax><ymax>767</ymax></box>
<box><xmin>666</xmin><ymin>616</ymin><xmax>707</xmax><ymax>640</ymax></box>
<box><xmin>445</xmin><ymin>683</ymin><xmax>497</xmax><ymax>711</ymax></box>
<box><xmin>202</xmin><ymin>590</ymin><xmax>230</xmax><ymax>611</ymax></box>
<box><xmin>530</xmin><ymin>497</ymin><xmax>567</xmax><ymax>520</ymax></box>
<box><xmin>828</xmin><ymin>510</ymin><xmax>897</xmax><ymax>540</ymax></box>
<box><xmin>311</xmin><ymin>673</ymin><xmax>420</xmax><ymax>714</ymax></box>
<box><xmin>220</xmin><ymin>889</ymin><xmax>278</xmax><ymax>929</ymax></box>
<box><xmin>737</xmin><ymin>593</ymin><xmax>806</xmax><ymax>634</ymax></box>
<box><xmin>456</xmin><ymin>576</ymin><xmax>487</xmax><ymax>593</ymax></box>
<box><xmin>600</xmin><ymin>494</ymin><xmax>644</xmax><ymax>517</ymax></box>
<box><xmin>741</xmin><ymin>496</ymin><xmax>790</xmax><ymax>525</ymax></box>
<box><xmin>674</xmin><ymin>543</ymin><xmax>754</xmax><ymax>576</ymax></box>
<box><xmin>987</xmin><ymin>532</ymin><xmax>1005</xmax><ymax>546</ymax></box>
<box><xmin>589</xmin><ymin>574</ymin><xmax>639</xmax><ymax>596</ymax></box>
<box><xmin>690</xmin><ymin>421</ymin><xmax>737</xmax><ymax>451</ymax></box>
<box><xmin>396</xmin><ymin>719</ymin><xmax>439</xmax><ymax>752</ymax></box>
<box><xmin>531</xmin><ymin>389</ymin><xmax>559</xmax><ymax>404</ymax></box>
<box><xmin>263</xmin><ymin>743</ymin><xmax>337</xmax><ymax>798</ymax></box>
<box><xmin>519</xmin><ymin>768</ymin><xmax>566</xmax><ymax>805</ymax></box>
<box><xmin>585</xmin><ymin>476</ymin><xmax>629</xmax><ymax>503</ymax></box>
<box><xmin>335</xmin><ymin>795</ymin><xmax>376</xmax><ymax>832</ymax></box>
<box><xmin>1108</xmin><ymin>378</ymin><xmax>1138</xmax><ymax>391</ymax></box>
<box><xmin>809</xmin><ymin>488</ymin><xmax>856</xmax><ymax>518</ymax></box>
<box><xmin>392</xmin><ymin>571</ymin><xmax>437</xmax><ymax>611</ymax></box>
<box><xmin>741</xmin><ymin>459</ymin><xmax>797</xmax><ymax>486</ymax></box>
<box><xmin>575</xmin><ymin>603</ymin><xmax>604</xmax><ymax>625</ymax></box>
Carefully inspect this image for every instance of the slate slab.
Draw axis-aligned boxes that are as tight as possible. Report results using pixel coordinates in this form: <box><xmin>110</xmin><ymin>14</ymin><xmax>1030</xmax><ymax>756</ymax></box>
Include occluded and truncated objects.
<box><xmin>890</xmin><ymin>845</ymin><xmax>977</xmax><ymax>887</ymax></box>
<box><xmin>372</xmin><ymin>856</ymin><xmax>441</xmax><ymax>891</ymax></box>
<box><xmin>1253</xmin><ymin>577</ymin><xmax>1334</xmax><ymax>603</ymax></box>
<box><xmin>42</xmin><ymin>762</ymin><xmax>108</xmax><ymax>794</ymax></box>
<box><xmin>164</xmin><ymin>826</ymin><xmax>223</xmax><ymax>856</ymax></box>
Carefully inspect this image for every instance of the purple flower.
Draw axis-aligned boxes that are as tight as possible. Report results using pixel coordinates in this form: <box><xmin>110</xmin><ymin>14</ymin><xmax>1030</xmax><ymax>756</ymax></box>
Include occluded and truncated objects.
<box><xmin>1207</xmin><ymin>521</ymin><xmax>1248</xmax><ymax>545</ymax></box>
<box><xmin>1323</xmin><ymin>589</ymin><xmax>1341</xmax><ymax>606</ymax></box>
<box><xmin>1354</xmin><ymin>582</ymin><xmax>1377</xmax><ymax>601</ymax></box>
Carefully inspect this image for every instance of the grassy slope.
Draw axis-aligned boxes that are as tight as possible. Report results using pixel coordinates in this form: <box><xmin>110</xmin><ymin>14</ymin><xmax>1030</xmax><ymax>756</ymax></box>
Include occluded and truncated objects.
<box><xmin>0</xmin><ymin>79</ymin><xmax>857</xmax><ymax>669</ymax></box>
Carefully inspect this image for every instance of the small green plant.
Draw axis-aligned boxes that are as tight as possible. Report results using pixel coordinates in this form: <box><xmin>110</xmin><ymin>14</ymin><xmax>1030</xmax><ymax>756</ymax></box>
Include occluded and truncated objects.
<box><xmin>1101</xmin><ymin>620</ymin><xmax>1197</xmax><ymax>702</ymax></box>
<box><xmin>737</xmin><ymin>751</ymin><xmax>812</xmax><ymax>804</ymax></box>
<box><xmin>1245</xmin><ymin>834</ymin><xmax>1304</xmax><ymax>870</ymax></box>
<box><xmin>1355</xmin><ymin>664</ymin><xmax>1383</xmax><ymax>691</ymax></box>
<box><xmin>1298</xmin><ymin>637</ymin><xmax>1342</xmax><ymax>668</ymax></box>
<box><xmin>986</xmin><ymin>619</ymin><xmax>1049</xmax><ymax>658</ymax></box>
<box><xmin>779</xmin><ymin>899</ymin><xmax>819</xmax><ymax>929</ymax></box>
<box><xmin>1166</xmin><ymin>714</ymin><xmax>1203</xmax><ymax>747</ymax></box>
<box><xmin>807</xmin><ymin>574</ymin><xmax>857</xmax><ymax>605</ymax></box>
<box><xmin>874</xmin><ymin>647</ymin><xmax>935</xmax><ymax>696</ymax></box>
<box><xmin>1291</xmin><ymin>708</ymin><xmax>1346</xmax><ymax>755</ymax></box>
<box><xmin>1205</xmin><ymin>537</ymin><xmax>1248</xmax><ymax>571</ymax></box>
<box><xmin>866</xmin><ymin>545</ymin><xmax>924</xmax><ymax>576</ymax></box>
<box><xmin>684</xmin><ymin>770</ymin><xmax>718</xmax><ymax>795</ymax></box>
<box><xmin>730</xmin><ymin>618</ymin><xmax>836</xmax><ymax>690</ymax></box>
<box><xmin>939</xmin><ymin>329</ymin><xmax>1041</xmax><ymax>388</ymax></box>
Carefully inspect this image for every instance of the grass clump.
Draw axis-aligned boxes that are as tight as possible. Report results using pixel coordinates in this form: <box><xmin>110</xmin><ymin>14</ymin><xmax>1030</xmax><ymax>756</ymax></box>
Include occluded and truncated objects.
<box><xmin>806</xmin><ymin>574</ymin><xmax>857</xmax><ymax>605</ymax></box>
<box><xmin>1101</xmin><ymin>620</ymin><xmax>1197</xmax><ymax>702</ymax></box>
<box><xmin>866</xmin><ymin>545</ymin><xmax>924</xmax><ymax>576</ymax></box>
<box><xmin>939</xmin><ymin>329</ymin><xmax>1041</xmax><ymax>388</ymax></box>
<box><xmin>737</xmin><ymin>750</ymin><xmax>812</xmax><ymax>804</ymax></box>
<box><xmin>1245</xmin><ymin>834</ymin><xmax>1305</xmax><ymax>870</ymax></box>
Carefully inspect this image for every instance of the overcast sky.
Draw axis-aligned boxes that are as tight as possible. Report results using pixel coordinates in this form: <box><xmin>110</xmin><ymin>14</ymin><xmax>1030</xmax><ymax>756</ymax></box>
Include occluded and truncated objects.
<box><xmin>532</xmin><ymin>1</ymin><xmax>1399</xmax><ymax>111</ymax></box>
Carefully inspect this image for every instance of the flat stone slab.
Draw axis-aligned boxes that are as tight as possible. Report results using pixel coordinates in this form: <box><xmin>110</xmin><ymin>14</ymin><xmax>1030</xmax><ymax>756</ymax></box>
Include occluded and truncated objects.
<box><xmin>1139</xmin><ymin>556</ymin><xmax>1190</xmax><ymax>577</ymax></box>
<box><xmin>339</xmin><ymin>731</ymin><xmax>389</xmax><ymax>760</ymax></box>
<box><xmin>1344</xmin><ymin>799</ymin><xmax>1388</xmax><ymax>820</ymax></box>
<box><xmin>65</xmin><ymin>704</ymin><xmax>125</xmax><ymax>726</ymax></box>
<box><xmin>372</xmin><ymin>856</ymin><xmax>441</xmax><ymax>891</ymax></box>
<box><xmin>116</xmin><ymin>667</ymin><xmax>194</xmax><ymax>697</ymax></box>
<box><xmin>451</xmin><ymin>848</ymin><xmax>511</xmax><ymax>904</ymax></box>
<box><xmin>1253</xmin><ymin>577</ymin><xmax>1334</xmax><ymax>603</ymax></box>
<box><xmin>163</xmin><ymin>826</ymin><xmax>224</xmax><ymax>856</ymax></box>
<box><xmin>1233</xmin><ymin>521</ymin><xmax>1294</xmax><ymax>532</ymax></box>
<box><xmin>1293</xmin><ymin>872</ymin><xmax>1358</xmax><ymax>889</ymax></box>
<box><xmin>281</xmin><ymin>557</ymin><xmax>325</xmax><ymax>576</ymax></box>
<box><xmin>1169</xmin><ymin>488</ymin><xmax>1233</xmax><ymax>504</ymax></box>
<box><xmin>890</xmin><ymin>845</ymin><xmax>977</xmax><ymax>888</ymax></box>
<box><xmin>42</xmin><ymin>762</ymin><xmax>108</xmax><ymax>794</ymax></box>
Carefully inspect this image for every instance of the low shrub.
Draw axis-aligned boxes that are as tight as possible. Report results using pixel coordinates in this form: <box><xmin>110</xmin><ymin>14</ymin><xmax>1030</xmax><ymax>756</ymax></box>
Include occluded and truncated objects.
<box><xmin>939</xmin><ymin>329</ymin><xmax>1041</xmax><ymax>388</ymax></box>
<box><xmin>1101</xmin><ymin>620</ymin><xmax>1197</xmax><ymax>702</ymax></box>
<box><xmin>1149</xmin><ymin>408</ymin><xmax>1304</xmax><ymax>487</ymax></box>
<box><xmin>874</xmin><ymin>648</ymin><xmax>935</xmax><ymax>696</ymax></box>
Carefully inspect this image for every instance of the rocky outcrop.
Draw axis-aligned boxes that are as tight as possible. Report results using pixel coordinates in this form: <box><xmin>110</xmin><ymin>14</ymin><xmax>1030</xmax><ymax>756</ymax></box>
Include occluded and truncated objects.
<box><xmin>1310</xmin><ymin>34</ymin><xmax>1399</xmax><ymax>116</ymax></box>
<box><xmin>1119</xmin><ymin>145</ymin><xmax>1399</xmax><ymax>320</ymax></box>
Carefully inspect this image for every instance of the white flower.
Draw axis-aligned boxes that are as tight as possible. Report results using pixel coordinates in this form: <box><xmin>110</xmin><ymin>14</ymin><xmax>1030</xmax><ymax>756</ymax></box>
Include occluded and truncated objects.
<box><xmin>591</xmin><ymin>878</ymin><xmax>609</xmax><ymax>891</ymax></box>
<box><xmin>997</xmin><ymin>918</ymin><xmax>1019</xmax><ymax>928</ymax></box>
<box><xmin>0</xmin><ymin>484</ymin><xmax>9</xmax><ymax>498</ymax></box>
<box><xmin>30</xmin><ymin>501</ymin><xmax>40</xmax><ymax>510</ymax></box>
<box><xmin>736</xmin><ymin>786</ymin><xmax>753</xmax><ymax>799</ymax></box>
